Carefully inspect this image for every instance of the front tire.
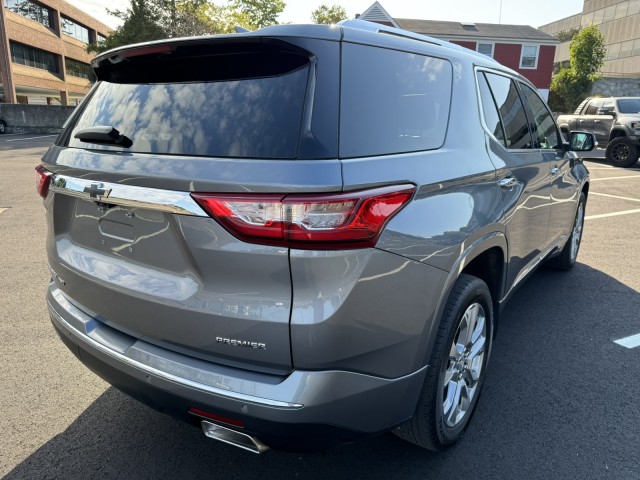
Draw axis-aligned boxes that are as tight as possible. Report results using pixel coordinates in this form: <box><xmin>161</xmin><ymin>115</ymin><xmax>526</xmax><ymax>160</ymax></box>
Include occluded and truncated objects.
<box><xmin>394</xmin><ymin>274</ymin><xmax>493</xmax><ymax>451</ymax></box>
<box><xmin>605</xmin><ymin>137</ymin><xmax>638</xmax><ymax>167</ymax></box>
<box><xmin>0</xmin><ymin>120</ymin><xmax>6</xmax><ymax>134</ymax></box>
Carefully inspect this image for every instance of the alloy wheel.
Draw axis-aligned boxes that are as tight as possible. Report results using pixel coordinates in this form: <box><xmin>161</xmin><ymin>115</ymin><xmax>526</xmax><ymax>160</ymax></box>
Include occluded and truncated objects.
<box><xmin>442</xmin><ymin>302</ymin><xmax>487</xmax><ymax>428</ymax></box>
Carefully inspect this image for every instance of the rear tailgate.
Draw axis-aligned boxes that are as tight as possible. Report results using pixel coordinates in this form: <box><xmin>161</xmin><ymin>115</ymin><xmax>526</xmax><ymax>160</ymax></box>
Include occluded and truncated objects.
<box><xmin>42</xmin><ymin>34</ymin><xmax>341</xmax><ymax>375</ymax></box>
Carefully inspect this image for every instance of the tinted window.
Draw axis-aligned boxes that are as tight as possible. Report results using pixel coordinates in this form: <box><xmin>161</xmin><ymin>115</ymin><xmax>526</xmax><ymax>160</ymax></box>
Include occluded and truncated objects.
<box><xmin>67</xmin><ymin>67</ymin><xmax>309</xmax><ymax>158</ymax></box>
<box><xmin>477</xmin><ymin>72</ymin><xmax>505</xmax><ymax>146</ymax></box>
<box><xmin>340</xmin><ymin>43</ymin><xmax>452</xmax><ymax>158</ymax></box>
<box><xmin>62</xmin><ymin>17</ymin><xmax>90</xmax><ymax>43</ymax></box>
<box><xmin>5</xmin><ymin>0</ymin><xmax>52</xmax><ymax>27</ymax></box>
<box><xmin>520</xmin><ymin>83</ymin><xmax>560</xmax><ymax>149</ymax></box>
<box><xmin>485</xmin><ymin>73</ymin><xmax>532</xmax><ymax>149</ymax></box>
<box><xmin>10</xmin><ymin>41</ymin><xmax>58</xmax><ymax>73</ymax></box>
<box><xmin>617</xmin><ymin>99</ymin><xmax>640</xmax><ymax>113</ymax></box>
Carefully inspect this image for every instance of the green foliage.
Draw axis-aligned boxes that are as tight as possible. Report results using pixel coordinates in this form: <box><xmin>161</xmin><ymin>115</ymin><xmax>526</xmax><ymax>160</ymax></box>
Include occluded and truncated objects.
<box><xmin>548</xmin><ymin>68</ymin><xmax>593</xmax><ymax>113</ymax></box>
<box><xmin>231</xmin><ymin>0</ymin><xmax>286</xmax><ymax>29</ymax></box>
<box><xmin>569</xmin><ymin>25</ymin><xmax>606</xmax><ymax>80</ymax></box>
<box><xmin>311</xmin><ymin>4</ymin><xmax>347</xmax><ymax>24</ymax></box>
<box><xmin>548</xmin><ymin>25</ymin><xmax>606</xmax><ymax>113</ymax></box>
<box><xmin>553</xmin><ymin>27</ymin><xmax>580</xmax><ymax>43</ymax></box>
<box><xmin>88</xmin><ymin>0</ymin><xmax>286</xmax><ymax>54</ymax></box>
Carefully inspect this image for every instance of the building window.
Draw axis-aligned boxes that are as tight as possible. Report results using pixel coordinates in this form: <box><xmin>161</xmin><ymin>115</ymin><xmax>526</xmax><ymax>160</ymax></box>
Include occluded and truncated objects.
<box><xmin>66</xmin><ymin>57</ymin><xmax>95</xmax><ymax>81</ymax></box>
<box><xmin>519</xmin><ymin>45</ymin><xmax>539</xmax><ymax>69</ymax></box>
<box><xmin>62</xmin><ymin>17</ymin><xmax>90</xmax><ymax>43</ymax></box>
<box><xmin>97</xmin><ymin>33</ymin><xmax>106</xmax><ymax>44</ymax></box>
<box><xmin>10</xmin><ymin>42</ymin><xmax>58</xmax><ymax>73</ymax></box>
<box><xmin>629</xmin><ymin>0</ymin><xmax>640</xmax><ymax>16</ymax></box>
<box><xmin>5</xmin><ymin>0</ymin><xmax>52</xmax><ymax>28</ymax></box>
<box><xmin>477</xmin><ymin>43</ymin><xmax>494</xmax><ymax>57</ymax></box>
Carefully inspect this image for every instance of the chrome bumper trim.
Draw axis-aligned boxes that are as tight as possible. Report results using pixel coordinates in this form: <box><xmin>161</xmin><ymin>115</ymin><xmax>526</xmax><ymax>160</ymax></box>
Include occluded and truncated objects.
<box><xmin>48</xmin><ymin>288</ymin><xmax>302</xmax><ymax>409</ymax></box>
<box><xmin>50</xmin><ymin>174</ymin><xmax>207</xmax><ymax>217</ymax></box>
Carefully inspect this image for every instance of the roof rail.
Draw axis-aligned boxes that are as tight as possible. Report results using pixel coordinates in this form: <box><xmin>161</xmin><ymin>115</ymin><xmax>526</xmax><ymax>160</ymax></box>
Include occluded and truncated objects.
<box><xmin>338</xmin><ymin>19</ymin><xmax>441</xmax><ymax>47</ymax></box>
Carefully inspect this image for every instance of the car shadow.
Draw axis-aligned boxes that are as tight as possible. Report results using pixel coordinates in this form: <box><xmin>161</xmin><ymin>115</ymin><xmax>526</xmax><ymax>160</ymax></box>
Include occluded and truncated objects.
<box><xmin>5</xmin><ymin>263</ymin><xmax>640</xmax><ymax>480</ymax></box>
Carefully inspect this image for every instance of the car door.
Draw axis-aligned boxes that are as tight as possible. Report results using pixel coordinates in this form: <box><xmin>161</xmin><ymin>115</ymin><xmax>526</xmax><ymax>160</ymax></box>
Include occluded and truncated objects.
<box><xmin>594</xmin><ymin>99</ymin><xmax>616</xmax><ymax>145</ymax></box>
<box><xmin>477</xmin><ymin>70</ymin><xmax>552</xmax><ymax>290</ymax></box>
<box><xmin>578</xmin><ymin>99</ymin><xmax>603</xmax><ymax>137</ymax></box>
<box><xmin>519</xmin><ymin>82</ymin><xmax>579</xmax><ymax>248</ymax></box>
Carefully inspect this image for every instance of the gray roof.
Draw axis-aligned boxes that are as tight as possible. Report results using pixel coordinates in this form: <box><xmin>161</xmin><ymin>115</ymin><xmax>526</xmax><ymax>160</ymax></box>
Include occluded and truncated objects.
<box><xmin>395</xmin><ymin>18</ymin><xmax>559</xmax><ymax>43</ymax></box>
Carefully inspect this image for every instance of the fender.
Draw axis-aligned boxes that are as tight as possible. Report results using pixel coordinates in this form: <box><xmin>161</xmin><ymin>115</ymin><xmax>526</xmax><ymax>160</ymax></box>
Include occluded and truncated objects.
<box><xmin>420</xmin><ymin>231</ymin><xmax>507</xmax><ymax>368</ymax></box>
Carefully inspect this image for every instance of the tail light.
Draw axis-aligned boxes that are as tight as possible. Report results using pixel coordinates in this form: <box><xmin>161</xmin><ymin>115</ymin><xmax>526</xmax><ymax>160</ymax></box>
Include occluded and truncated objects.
<box><xmin>35</xmin><ymin>165</ymin><xmax>52</xmax><ymax>198</ymax></box>
<box><xmin>192</xmin><ymin>184</ymin><xmax>415</xmax><ymax>249</ymax></box>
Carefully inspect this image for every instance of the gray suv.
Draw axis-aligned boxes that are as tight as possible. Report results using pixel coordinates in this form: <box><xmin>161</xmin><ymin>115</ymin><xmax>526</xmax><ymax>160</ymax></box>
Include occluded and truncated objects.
<box><xmin>37</xmin><ymin>20</ymin><xmax>595</xmax><ymax>453</ymax></box>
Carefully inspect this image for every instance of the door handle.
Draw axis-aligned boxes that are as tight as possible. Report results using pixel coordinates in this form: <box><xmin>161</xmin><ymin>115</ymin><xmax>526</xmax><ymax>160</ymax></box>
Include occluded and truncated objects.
<box><xmin>498</xmin><ymin>176</ymin><xmax>518</xmax><ymax>189</ymax></box>
<box><xmin>550</xmin><ymin>166</ymin><xmax>559</xmax><ymax>174</ymax></box>
<box><xmin>594</xmin><ymin>119</ymin><xmax>600</xmax><ymax>123</ymax></box>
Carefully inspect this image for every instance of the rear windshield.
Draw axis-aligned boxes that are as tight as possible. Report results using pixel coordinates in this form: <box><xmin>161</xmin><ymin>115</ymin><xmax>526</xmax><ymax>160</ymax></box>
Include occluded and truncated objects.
<box><xmin>340</xmin><ymin>43</ymin><xmax>452</xmax><ymax>158</ymax></box>
<box><xmin>67</xmin><ymin>57</ymin><xmax>309</xmax><ymax>159</ymax></box>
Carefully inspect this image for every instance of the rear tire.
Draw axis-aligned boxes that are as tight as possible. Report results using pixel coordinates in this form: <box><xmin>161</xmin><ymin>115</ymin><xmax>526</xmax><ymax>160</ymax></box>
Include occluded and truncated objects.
<box><xmin>605</xmin><ymin>137</ymin><xmax>638</xmax><ymax>167</ymax></box>
<box><xmin>0</xmin><ymin>120</ymin><xmax>6</xmax><ymax>134</ymax></box>
<box><xmin>547</xmin><ymin>192</ymin><xmax>586</xmax><ymax>270</ymax></box>
<box><xmin>394</xmin><ymin>274</ymin><xmax>493</xmax><ymax>451</ymax></box>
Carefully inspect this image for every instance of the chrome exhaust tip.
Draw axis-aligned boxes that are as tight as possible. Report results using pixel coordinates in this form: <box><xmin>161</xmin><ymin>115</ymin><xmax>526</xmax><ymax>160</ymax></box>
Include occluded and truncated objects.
<box><xmin>201</xmin><ymin>420</ymin><xmax>269</xmax><ymax>454</ymax></box>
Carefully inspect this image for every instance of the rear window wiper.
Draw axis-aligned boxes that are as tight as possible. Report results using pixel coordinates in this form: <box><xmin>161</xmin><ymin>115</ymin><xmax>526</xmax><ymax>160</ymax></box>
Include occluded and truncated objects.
<box><xmin>74</xmin><ymin>126</ymin><xmax>133</xmax><ymax>148</ymax></box>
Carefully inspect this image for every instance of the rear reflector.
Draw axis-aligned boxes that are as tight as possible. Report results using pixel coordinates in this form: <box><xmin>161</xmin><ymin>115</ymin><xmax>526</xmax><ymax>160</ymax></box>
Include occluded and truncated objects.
<box><xmin>192</xmin><ymin>184</ymin><xmax>415</xmax><ymax>249</ymax></box>
<box><xmin>35</xmin><ymin>165</ymin><xmax>52</xmax><ymax>198</ymax></box>
<box><xmin>188</xmin><ymin>407</ymin><xmax>245</xmax><ymax>428</ymax></box>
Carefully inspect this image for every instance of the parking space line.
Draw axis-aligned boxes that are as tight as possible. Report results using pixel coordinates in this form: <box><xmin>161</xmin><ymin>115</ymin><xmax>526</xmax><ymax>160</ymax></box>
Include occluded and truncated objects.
<box><xmin>614</xmin><ymin>333</ymin><xmax>640</xmax><ymax>349</ymax></box>
<box><xmin>585</xmin><ymin>208</ymin><xmax>640</xmax><ymax>220</ymax></box>
<box><xmin>590</xmin><ymin>192</ymin><xmax>640</xmax><ymax>203</ymax></box>
<box><xmin>591</xmin><ymin>175</ymin><xmax>640</xmax><ymax>182</ymax></box>
<box><xmin>5</xmin><ymin>135</ymin><xmax>56</xmax><ymax>142</ymax></box>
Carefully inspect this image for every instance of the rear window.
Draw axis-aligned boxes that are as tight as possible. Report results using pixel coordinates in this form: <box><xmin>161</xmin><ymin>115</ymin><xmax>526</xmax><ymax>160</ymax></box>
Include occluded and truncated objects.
<box><xmin>340</xmin><ymin>43</ymin><xmax>452</xmax><ymax>158</ymax></box>
<box><xmin>67</xmin><ymin>49</ymin><xmax>310</xmax><ymax>159</ymax></box>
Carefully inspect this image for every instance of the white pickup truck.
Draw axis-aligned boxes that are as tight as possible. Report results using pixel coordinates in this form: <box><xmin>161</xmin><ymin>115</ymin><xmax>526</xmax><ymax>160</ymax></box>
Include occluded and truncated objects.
<box><xmin>557</xmin><ymin>97</ymin><xmax>640</xmax><ymax>167</ymax></box>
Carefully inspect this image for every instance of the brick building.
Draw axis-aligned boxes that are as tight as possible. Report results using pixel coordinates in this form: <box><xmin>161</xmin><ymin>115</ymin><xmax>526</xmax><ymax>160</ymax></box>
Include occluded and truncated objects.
<box><xmin>0</xmin><ymin>0</ymin><xmax>111</xmax><ymax>105</ymax></box>
<box><xmin>359</xmin><ymin>2</ymin><xmax>559</xmax><ymax>100</ymax></box>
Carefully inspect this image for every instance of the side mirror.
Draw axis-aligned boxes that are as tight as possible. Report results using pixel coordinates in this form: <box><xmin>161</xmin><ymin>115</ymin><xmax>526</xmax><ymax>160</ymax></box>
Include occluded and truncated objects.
<box><xmin>568</xmin><ymin>131</ymin><xmax>597</xmax><ymax>152</ymax></box>
<box><xmin>598</xmin><ymin>108</ymin><xmax>616</xmax><ymax>117</ymax></box>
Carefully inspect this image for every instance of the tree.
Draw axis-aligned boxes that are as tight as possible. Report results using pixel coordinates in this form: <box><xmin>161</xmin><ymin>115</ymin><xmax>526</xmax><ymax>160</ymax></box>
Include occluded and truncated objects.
<box><xmin>548</xmin><ymin>25</ymin><xmax>606</xmax><ymax>113</ymax></box>
<box><xmin>569</xmin><ymin>25</ymin><xmax>606</xmax><ymax>79</ymax></box>
<box><xmin>311</xmin><ymin>4</ymin><xmax>347</xmax><ymax>24</ymax></box>
<box><xmin>231</xmin><ymin>0</ymin><xmax>286</xmax><ymax>29</ymax></box>
<box><xmin>88</xmin><ymin>0</ymin><xmax>165</xmax><ymax>53</ymax></box>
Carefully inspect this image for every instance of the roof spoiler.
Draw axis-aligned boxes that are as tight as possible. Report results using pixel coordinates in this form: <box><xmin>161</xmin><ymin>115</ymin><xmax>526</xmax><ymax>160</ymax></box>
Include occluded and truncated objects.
<box><xmin>338</xmin><ymin>19</ymin><xmax>441</xmax><ymax>46</ymax></box>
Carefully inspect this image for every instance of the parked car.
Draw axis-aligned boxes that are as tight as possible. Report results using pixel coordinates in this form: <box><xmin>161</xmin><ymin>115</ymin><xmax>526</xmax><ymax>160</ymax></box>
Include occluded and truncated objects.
<box><xmin>36</xmin><ymin>20</ymin><xmax>595</xmax><ymax>453</ymax></box>
<box><xmin>557</xmin><ymin>96</ymin><xmax>640</xmax><ymax>167</ymax></box>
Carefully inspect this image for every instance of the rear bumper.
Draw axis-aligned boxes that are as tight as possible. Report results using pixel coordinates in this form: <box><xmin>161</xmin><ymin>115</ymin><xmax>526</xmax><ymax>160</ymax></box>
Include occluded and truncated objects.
<box><xmin>48</xmin><ymin>284</ymin><xmax>427</xmax><ymax>451</ymax></box>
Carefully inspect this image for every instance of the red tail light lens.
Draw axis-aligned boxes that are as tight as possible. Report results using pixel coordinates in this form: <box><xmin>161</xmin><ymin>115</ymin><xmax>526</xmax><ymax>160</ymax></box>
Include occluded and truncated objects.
<box><xmin>35</xmin><ymin>165</ymin><xmax>52</xmax><ymax>198</ymax></box>
<box><xmin>192</xmin><ymin>185</ymin><xmax>415</xmax><ymax>249</ymax></box>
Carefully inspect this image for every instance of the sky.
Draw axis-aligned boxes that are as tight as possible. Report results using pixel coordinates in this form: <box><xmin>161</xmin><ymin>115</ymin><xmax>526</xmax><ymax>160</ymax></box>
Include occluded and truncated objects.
<box><xmin>66</xmin><ymin>0</ymin><xmax>585</xmax><ymax>31</ymax></box>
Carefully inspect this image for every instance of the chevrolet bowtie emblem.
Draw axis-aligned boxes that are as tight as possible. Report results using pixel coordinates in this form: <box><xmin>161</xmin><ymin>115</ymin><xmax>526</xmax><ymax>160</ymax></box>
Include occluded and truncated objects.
<box><xmin>83</xmin><ymin>183</ymin><xmax>112</xmax><ymax>200</ymax></box>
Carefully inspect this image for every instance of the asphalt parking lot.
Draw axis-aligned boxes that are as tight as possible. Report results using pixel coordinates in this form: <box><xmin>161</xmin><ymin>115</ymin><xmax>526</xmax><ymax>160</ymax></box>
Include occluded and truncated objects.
<box><xmin>1</xmin><ymin>135</ymin><xmax>639</xmax><ymax>479</ymax></box>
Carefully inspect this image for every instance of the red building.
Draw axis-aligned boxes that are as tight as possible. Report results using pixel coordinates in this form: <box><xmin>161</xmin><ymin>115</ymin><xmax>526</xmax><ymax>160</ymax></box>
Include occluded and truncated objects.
<box><xmin>359</xmin><ymin>2</ymin><xmax>559</xmax><ymax>100</ymax></box>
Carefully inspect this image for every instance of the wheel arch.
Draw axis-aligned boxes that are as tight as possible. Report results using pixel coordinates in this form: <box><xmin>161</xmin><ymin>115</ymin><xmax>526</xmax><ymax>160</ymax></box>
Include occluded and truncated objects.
<box><xmin>609</xmin><ymin>128</ymin><xmax>627</xmax><ymax>141</ymax></box>
<box><xmin>421</xmin><ymin>232</ymin><xmax>507</xmax><ymax>367</ymax></box>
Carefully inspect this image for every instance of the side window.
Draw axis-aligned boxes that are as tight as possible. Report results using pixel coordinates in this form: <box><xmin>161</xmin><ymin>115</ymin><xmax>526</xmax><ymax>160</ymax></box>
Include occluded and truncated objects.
<box><xmin>484</xmin><ymin>72</ymin><xmax>532</xmax><ymax>149</ymax></box>
<box><xmin>340</xmin><ymin>43</ymin><xmax>453</xmax><ymax>158</ymax></box>
<box><xmin>585</xmin><ymin>100</ymin><xmax>603</xmax><ymax>115</ymax></box>
<box><xmin>476</xmin><ymin>72</ymin><xmax>505</xmax><ymax>146</ymax></box>
<box><xmin>520</xmin><ymin>83</ymin><xmax>560</xmax><ymax>149</ymax></box>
